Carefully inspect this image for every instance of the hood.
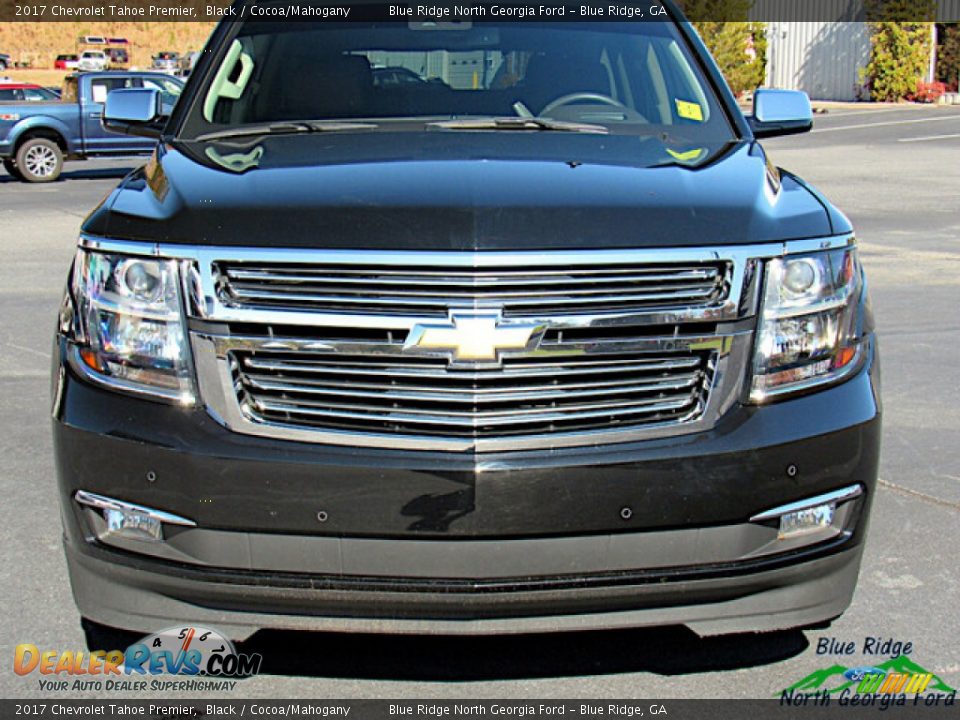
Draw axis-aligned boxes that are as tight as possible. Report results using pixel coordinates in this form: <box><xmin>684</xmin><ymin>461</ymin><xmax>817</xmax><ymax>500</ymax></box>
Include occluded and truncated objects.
<box><xmin>86</xmin><ymin>132</ymin><xmax>837</xmax><ymax>250</ymax></box>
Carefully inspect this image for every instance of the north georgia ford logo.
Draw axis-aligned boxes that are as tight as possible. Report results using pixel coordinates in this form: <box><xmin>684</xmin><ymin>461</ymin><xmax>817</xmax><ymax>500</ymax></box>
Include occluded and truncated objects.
<box><xmin>15</xmin><ymin>625</ymin><xmax>261</xmax><ymax>679</ymax></box>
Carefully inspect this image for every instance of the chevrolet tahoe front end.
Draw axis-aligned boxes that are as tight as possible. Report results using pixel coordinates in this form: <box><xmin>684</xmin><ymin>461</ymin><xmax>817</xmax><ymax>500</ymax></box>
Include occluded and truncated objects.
<box><xmin>52</xmin><ymin>4</ymin><xmax>880</xmax><ymax>643</ymax></box>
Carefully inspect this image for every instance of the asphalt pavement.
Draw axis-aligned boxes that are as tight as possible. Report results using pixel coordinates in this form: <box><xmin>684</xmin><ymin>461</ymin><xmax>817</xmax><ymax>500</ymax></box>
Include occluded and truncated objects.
<box><xmin>1</xmin><ymin>104</ymin><xmax>958</xmax><ymax>700</ymax></box>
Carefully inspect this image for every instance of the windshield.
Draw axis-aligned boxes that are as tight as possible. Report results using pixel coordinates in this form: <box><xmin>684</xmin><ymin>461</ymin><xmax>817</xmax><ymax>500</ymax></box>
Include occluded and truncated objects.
<box><xmin>180</xmin><ymin>20</ymin><xmax>733</xmax><ymax>147</ymax></box>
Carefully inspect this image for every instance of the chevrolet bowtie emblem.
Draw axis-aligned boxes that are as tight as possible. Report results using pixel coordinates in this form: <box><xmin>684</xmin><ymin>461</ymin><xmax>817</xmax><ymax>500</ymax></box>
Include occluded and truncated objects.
<box><xmin>404</xmin><ymin>313</ymin><xmax>544</xmax><ymax>362</ymax></box>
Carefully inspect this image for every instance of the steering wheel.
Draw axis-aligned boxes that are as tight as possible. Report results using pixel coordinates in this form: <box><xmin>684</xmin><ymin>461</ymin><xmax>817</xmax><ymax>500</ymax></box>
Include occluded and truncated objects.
<box><xmin>541</xmin><ymin>92</ymin><xmax>629</xmax><ymax>116</ymax></box>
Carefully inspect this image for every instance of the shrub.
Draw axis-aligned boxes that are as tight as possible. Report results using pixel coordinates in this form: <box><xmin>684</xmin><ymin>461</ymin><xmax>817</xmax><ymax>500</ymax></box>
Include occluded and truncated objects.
<box><xmin>860</xmin><ymin>1</ymin><xmax>936</xmax><ymax>101</ymax></box>
<box><xmin>861</xmin><ymin>22</ymin><xmax>935</xmax><ymax>100</ymax></box>
<box><xmin>908</xmin><ymin>80</ymin><xmax>949</xmax><ymax>102</ymax></box>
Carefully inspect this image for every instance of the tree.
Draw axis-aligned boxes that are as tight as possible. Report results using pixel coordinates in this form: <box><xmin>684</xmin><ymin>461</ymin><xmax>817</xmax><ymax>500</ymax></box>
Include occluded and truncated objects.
<box><xmin>692</xmin><ymin>21</ymin><xmax>768</xmax><ymax>96</ymax></box>
<box><xmin>685</xmin><ymin>1</ymin><xmax>767</xmax><ymax>97</ymax></box>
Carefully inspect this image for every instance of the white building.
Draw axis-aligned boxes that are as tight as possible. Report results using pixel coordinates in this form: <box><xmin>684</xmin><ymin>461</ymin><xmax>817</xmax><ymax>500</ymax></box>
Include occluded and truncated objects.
<box><xmin>754</xmin><ymin>1</ymin><xmax>959</xmax><ymax>101</ymax></box>
<box><xmin>764</xmin><ymin>21</ymin><xmax>871</xmax><ymax>101</ymax></box>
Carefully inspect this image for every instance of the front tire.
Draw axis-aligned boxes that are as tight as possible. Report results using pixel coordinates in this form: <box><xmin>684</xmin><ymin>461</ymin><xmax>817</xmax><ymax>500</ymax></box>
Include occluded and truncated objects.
<box><xmin>2</xmin><ymin>158</ymin><xmax>25</xmax><ymax>181</ymax></box>
<box><xmin>15</xmin><ymin>137</ymin><xmax>63</xmax><ymax>183</ymax></box>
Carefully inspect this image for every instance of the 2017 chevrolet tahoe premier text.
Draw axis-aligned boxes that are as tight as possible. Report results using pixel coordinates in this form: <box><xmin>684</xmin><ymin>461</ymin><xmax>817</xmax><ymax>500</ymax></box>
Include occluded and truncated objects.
<box><xmin>53</xmin><ymin>2</ymin><xmax>880</xmax><ymax>647</ymax></box>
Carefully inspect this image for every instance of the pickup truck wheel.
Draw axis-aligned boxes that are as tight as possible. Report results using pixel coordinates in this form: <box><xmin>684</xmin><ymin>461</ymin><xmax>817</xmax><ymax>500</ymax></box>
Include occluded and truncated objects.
<box><xmin>16</xmin><ymin>138</ymin><xmax>63</xmax><ymax>183</ymax></box>
<box><xmin>2</xmin><ymin>159</ymin><xmax>25</xmax><ymax>181</ymax></box>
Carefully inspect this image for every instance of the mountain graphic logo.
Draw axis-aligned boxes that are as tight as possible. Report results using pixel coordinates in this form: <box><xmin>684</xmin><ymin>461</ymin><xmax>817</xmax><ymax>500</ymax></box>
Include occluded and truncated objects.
<box><xmin>779</xmin><ymin>656</ymin><xmax>957</xmax><ymax>696</ymax></box>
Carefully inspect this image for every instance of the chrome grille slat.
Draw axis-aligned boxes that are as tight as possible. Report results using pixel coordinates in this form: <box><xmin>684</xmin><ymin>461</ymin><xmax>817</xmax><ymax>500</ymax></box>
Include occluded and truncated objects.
<box><xmin>224</xmin><ymin>269</ymin><xmax>719</xmax><ymax>287</ymax></box>
<box><xmin>226</xmin><ymin>281</ymin><xmax>718</xmax><ymax>299</ymax></box>
<box><xmin>252</xmin><ymin>393</ymin><xmax>699</xmax><ymax>428</ymax></box>
<box><xmin>243</xmin><ymin>354</ymin><xmax>702</xmax><ymax>379</ymax></box>
<box><xmin>215</xmin><ymin>260</ymin><xmax>731</xmax><ymax>317</ymax></box>
<box><xmin>226</xmin><ymin>286</ymin><xmax>718</xmax><ymax>308</ymax></box>
<box><xmin>242</xmin><ymin>372</ymin><xmax>701</xmax><ymax>404</ymax></box>
<box><xmin>225</xmin><ymin>266</ymin><xmax>719</xmax><ymax>281</ymax></box>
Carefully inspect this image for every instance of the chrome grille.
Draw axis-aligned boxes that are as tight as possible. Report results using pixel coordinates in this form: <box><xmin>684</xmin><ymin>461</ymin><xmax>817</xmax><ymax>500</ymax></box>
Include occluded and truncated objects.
<box><xmin>214</xmin><ymin>261</ymin><xmax>731</xmax><ymax>317</ymax></box>
<box><xmin>232</xmin><ymin>350</ymin><xmax>714</xmax><ymax>438</ymax></box>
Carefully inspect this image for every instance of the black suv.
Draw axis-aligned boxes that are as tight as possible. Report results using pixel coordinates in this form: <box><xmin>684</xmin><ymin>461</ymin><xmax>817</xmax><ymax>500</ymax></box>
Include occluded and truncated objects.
<box><xmin>54</xmin><ymin>1</ymin><xmax>879</xmax><ymax>645</ymax></box>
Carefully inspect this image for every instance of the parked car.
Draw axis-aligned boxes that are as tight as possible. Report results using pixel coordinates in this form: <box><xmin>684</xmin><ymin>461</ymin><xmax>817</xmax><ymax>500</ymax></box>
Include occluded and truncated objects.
<box><xmin>372</xmin><ymin>66</ymin><xmax>428</xmax><ymax>87</ymax></box>
<box><xmin>0</xmin><ymin>72</ymin><xmax>183</xmax><ymax>182</ymax></box>
<box><xmin>151</xmin><ymin>51</ymin><xmax>179</xmax><ymax>73</ymax></box>
<box><xmin>0</xmin><ymin>53</ymin><xmax>11</xmax><ymax>71</ymax></box>
<box><xmin>106</xmin><ymin>48</ymin><xmax>129</xmax><ymax>68</ymax></box>
<box><xmin>0</xmin><ymin>83</ymin><xmax>60</xmax><ymax>102</ymax></box>
<box><xmin>55</xmin><ymin>1</ymin><xmax>879</xmax><ymax>648</ymax></box>
<box><xmin>54</xmin><ymin>54</ymin><xmax>80</xmax><ymax>71</ymax></box>
<box><xmin>78</xmin><ymin>51</ymin><xmax>109</xmax><ymax>72</ymax></box>
<box><xmin>103</xmin><ymin>39</ymin><xmax>130</xmax><ymax>69</ymax></box>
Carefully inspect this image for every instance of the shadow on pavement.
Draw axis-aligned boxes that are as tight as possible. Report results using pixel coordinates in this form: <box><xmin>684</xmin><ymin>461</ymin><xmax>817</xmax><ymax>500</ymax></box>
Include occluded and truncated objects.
<box><xmin>240</xmin><ymin>626</ymin><xmax>809</xmax><ymax>681</ymax></box>
<box><xmin>0</xmin><ymin>166</ymin><xmax>135</xmax><ymax>183</ymax></box>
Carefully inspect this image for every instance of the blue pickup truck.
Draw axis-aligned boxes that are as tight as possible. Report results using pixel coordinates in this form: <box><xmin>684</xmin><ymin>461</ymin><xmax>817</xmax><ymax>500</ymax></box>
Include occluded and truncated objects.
<box><xmin>0</xmin><ymin>72</ymin><xmax>183</xmax><ymax>182</ymax></box>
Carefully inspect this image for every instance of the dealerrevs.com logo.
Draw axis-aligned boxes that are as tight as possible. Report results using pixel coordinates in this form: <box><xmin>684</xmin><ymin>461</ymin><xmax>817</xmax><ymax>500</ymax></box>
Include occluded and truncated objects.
<box><xmin>14</xmin><ymin>625</ymin><xmax>261</xmax><ymax>693</ymax></box>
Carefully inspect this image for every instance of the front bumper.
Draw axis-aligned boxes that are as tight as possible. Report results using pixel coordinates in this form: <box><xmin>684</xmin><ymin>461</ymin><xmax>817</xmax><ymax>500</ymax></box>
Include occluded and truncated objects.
<box><xmin>65</xmin><ymin>539</ymin><xmax>865</xmax><ymax>638</ymax></box>
<box><xmin>54</xmin><ymin>335</ymin><xmax>880</xmax><ymax>638</ymax></box>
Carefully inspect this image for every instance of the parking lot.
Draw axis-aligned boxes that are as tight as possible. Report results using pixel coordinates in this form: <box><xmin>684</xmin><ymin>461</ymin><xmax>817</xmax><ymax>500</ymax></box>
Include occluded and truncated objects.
<box><xmin>1</xmin><ymin>104</ymin><xmax>958</xmax><ymax>699</ymax></box>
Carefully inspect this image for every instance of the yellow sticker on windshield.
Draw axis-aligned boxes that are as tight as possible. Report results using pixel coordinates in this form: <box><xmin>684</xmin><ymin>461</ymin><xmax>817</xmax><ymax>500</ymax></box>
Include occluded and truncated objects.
<box><xmin>675</xmin><ymin>99</ymin><xmax>704</xmax><ymax>122</ymax></box>
<box><xmin>666</xmin><ymin>147</ymin><xmax>707</xmax><ymax>163</ymax></box>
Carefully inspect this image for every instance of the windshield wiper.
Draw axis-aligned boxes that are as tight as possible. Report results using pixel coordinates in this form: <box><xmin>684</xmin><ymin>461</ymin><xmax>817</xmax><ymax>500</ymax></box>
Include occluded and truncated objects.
<box><xmin>195</xmin><ymin>121</ymin><xmax>378</xmax><ymax>142</ymax></box>
<box><xmin>427</xmin><ymin>117</ymin><xmax>608</xmax><ymax>134</ymax></box>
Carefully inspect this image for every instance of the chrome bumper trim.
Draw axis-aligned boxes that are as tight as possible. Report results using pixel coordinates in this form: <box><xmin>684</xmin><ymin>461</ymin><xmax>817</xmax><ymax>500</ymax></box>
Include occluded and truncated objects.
<box><xmin>750</xmin><ymin>484</ymin><xmax>864</xmax><ymax>522</ymax></box>
<box><xmin>75</xmin><ymin>490</ymin><xmax>197</xmax><ymax>527</ymax></box>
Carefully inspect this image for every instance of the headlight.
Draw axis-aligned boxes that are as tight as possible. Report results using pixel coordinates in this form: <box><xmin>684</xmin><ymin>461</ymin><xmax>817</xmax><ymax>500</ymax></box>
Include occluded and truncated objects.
<box><xmin>65</xmin><ymin>249</ymin><xmax>195</xmax><ymax>404</ymax></box>
<box><xmin>750</xmin><ymin>245</ymin><xmax>863</xmax><ymax>401</ymax></box>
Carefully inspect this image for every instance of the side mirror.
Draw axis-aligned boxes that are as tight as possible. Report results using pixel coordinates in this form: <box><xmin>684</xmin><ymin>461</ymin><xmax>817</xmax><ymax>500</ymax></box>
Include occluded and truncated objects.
<box><xmin>748</xmin><ymin>89</ymin><xmax>813</xmax><ymax>138</ymax></box>
<box><xmin>103</xmin><ymin>88</ymin><xmax>165</xmax><ymax>139</ymax></box>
